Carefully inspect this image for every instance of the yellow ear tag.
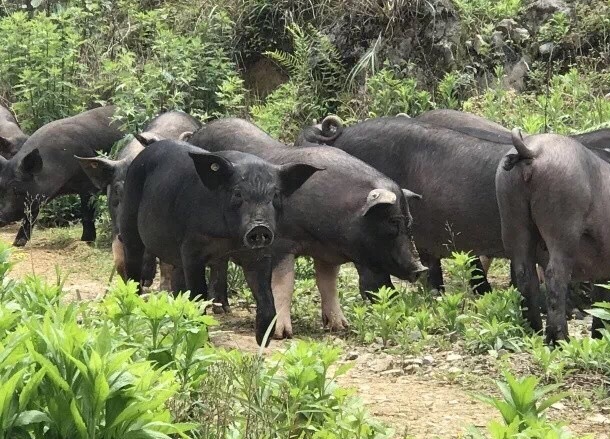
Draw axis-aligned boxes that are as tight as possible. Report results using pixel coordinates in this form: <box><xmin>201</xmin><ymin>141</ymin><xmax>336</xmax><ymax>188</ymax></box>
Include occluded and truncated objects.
<box><xmin>211</xmin><ymin>163</ymin><xmax>220</xmax><ymax>171</ymax></box>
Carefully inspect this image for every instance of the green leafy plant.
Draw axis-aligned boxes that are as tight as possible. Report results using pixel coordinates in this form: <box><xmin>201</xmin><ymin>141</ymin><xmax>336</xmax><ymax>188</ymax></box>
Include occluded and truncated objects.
<box><xmin>338</xmin><ymin>67</ymin><xmax>433</xmax><ymax>123</ymax></box>
<box><xmin>471</xmin><ymin>370</ymin><xmax>571</xmax><ymax>436</ymax></box>
<box><xmin>252</xmin><ymin>22</ymin><xmax>345</xmax><ymax>140</ymax></box>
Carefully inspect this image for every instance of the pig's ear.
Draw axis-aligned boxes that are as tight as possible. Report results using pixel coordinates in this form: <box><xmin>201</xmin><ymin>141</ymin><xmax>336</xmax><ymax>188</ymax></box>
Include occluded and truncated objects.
<box><xmin>134</xmin><ymin>133</ymin><xmax>163</xmax><ymax>146</ymax></box>
<box><xmin>0</xmin><ymin>137</ymin><xmax>13</xmax><ymax>155</ymax></box>
<box><xmin>402</xmin><ymin>188</ymin><xmax>422</xmax><ymax>201</ymax></box>
<box><xmin>19</xmin><ymin>149</ymin><xmax>43</xmax><ymax>175</ymax></box>
<box><xmin>189</xmin><ymin>152</ymin><xmax>235</xmax><ymax>189</ymax></box>
<box><xmin>178</xmin><ymin>131</ymin><xmax>194</xmax><ymax>142</ymax></box>
<box><xmin>279</xmin><ymin>163</ymin><xmax>323</xmax><ymax>197</ymax></box>
<box><xmin>76</xmin><ymin>156</ymin><xmax>118</xmax><ymax>190</ymax></box>
<box><xmin>362</xmin><ymin>189</ymin><xmax>397</xmax><ymax>216</ymax></box>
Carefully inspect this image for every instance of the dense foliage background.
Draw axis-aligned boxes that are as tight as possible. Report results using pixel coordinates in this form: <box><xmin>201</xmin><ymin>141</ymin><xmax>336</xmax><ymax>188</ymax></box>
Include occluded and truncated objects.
<box><xmin>2</xmin><ymin>0</ymin><xmax>610</xmax><ymax>141</ymax></box>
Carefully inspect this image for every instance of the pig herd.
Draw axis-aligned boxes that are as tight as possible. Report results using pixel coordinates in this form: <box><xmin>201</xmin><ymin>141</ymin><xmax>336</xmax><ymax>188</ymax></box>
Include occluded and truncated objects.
<box><xmin>0</xmin><ymin>103</ymin><xmax>608</xmax><ymax>346</ymax></box>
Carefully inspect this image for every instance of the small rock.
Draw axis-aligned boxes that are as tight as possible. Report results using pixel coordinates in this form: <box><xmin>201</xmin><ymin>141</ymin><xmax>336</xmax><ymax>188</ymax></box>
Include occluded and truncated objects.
<box><xmin>449</xmin><ymin>399</ymin><xmax>459</xmax><ymax>405</ymax></box>
<box><xmin>588</xmin><ymin>414</ymin><xmax>610</xmax><ymax>425</ymax></box>
<box><xmin>511</xmin><ymin>28</ymin><xmax>530</xmax><ymax>44</ymax></box>
<box><xmin>422</xmin><ymin>355</ymin><xmax>435</xmax><ymax>365</ymax></box>
<box><xmin>370</xmin><ymin>357</ymin><xmax>393</xmax><ymax>373</ymax></box>
<box><xmin>447</xmin><ymin>366</ymin><xmax>462</xmax><ymax>374</ymax></box>
<box><xmin>345</xmin><ymin>351</ymin><xmax>358</xmax><ymax>361</ymax></box>
<box><xmin>380</xmin><ymin>368</ymin><xmax>403</xmax><ymax>377</ymax></box>
<box><xmin>524</xmin><ymin>0</ymin><xmax>569</xmax><ymax>33</ymax></box>
<box><xmin>403</xmin><ymin>358</ymin><xmax>424</xmax><ymax>366</ymax></box>
<box><xmin>491</xmin><ymin>31</ymin><xmax>505</xmax><ymax>49</ymax></box>
<box><xmin>551</xmin><ymin>402</ymin><xmax>566</xmax><ymax>411</ymax></box>
<box><xmin>473</xmin><ymin>35</ymin><xmax>488</xmax><ymax>55</ymax></box>
<box><xmin>605</xmin><ymin>92</ymin><xmax>610</xmax><ymax>101</ymax></box>
<box><xmin>539</xmin><ymin>42</ymin><xmax>555</xmax><ymax>56</ymax></box>
<box><xmin>446</xmin><ymin>353</ymin><xmax>463</xmax><ymax>362</ymax></box>
<box><xmin>358</xmin><ymin>353</ymin><xmax>373</xmax><ymax>364</ymax></box>
<box><xmin>408</xmin><ymin>330</ymin><xmax>423</xmax><ymax>341</ymax></box>
<box><xmin>496</xmin><ymin>18</ymin><xmax>518</xmax><ymax>34</ymax></box>
<box><xmin>601</xmin><ymin>406</ymin><xmax>610</xmax><ymax>415</ymax></box>
<box><xmin>405</xmin><ymin>364</ymin><xmax>421</xmax><ymax>373</ymax></box>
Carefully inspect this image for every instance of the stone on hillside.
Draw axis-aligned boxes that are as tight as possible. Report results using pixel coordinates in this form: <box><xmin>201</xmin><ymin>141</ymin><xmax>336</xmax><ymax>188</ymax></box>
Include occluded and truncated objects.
<box><xmin>496</xmin><ymin>18</ymin><xmax>518</xmax><ymax>34</ymax></box>
<box><xmin>511</xmin><ymin>27</ymin><xmax>530</xmax><ymax>44</ymax></box>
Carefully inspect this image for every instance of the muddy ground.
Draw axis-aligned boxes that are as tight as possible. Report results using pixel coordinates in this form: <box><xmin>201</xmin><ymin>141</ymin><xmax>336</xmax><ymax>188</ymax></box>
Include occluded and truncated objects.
<box><xmin>2</xmin><ymin>223</ymin><xmax>609</xmax><ymax>438</ymax></box>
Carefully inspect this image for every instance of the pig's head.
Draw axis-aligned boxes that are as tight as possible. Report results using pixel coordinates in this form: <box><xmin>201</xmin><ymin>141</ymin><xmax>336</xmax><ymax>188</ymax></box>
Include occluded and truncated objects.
<box><xmin>0</xmin><ymin>149</ymin><xmax>45</xmax><ymax>226</ymax></box>
<box><xmin>0</xmin><ymin>134</ymin><xmax>28</xmax><ymax>159</ymax></box>
<box><xmin>76</xmin><ymin>155</ymin><xmax>130</xmax><ymax>229</ymax></box>
<box><xmin>189</xmin><ymin>151</ymin><xmax>322</xmax><ymax>249</ymax></box>
<box><xmin>76</xmin><ymin>132</ymin><xmax>175</xmax><ymax>230</ymax></box>
<box><xmin>190</xmin><ymin>150</ymin><xmax>321</xmax><ymax>344</ymax></box>
<box><xmin>352</xmin><ymin>184</ymin><xmax>428</xmax><ymax>282</ymax></box>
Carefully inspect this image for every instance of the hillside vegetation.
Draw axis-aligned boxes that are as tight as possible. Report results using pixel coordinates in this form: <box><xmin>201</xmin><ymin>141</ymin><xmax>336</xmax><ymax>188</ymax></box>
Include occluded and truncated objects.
<box><xmin>2</xmin><ymin>0</ymin><xmax>610</xmax><ymax>140</ymax></box>
<box><xmin>1</xmin><ymin>1</ymin><xmax>610</xmax><ymax>438</ymax></box>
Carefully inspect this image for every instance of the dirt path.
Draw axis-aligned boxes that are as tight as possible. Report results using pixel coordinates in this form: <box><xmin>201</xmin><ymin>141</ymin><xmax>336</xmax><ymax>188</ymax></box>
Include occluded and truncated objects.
<box><xmin>0</xmin><ymin>224</ymin><xmax>115</xmax><ymax>301</ymax></box>
<box><xmin>1</xmin><ymin>225</ymin><xmax>607</xmax><ymax>438</ymax></box>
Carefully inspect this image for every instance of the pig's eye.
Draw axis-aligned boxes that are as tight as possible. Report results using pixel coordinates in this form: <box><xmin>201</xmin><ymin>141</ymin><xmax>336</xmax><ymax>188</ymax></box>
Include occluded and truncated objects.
<box><xmin>388</xmin><ymin>216</ymin><xmax>404</xmax><ymax>234</ymax></box>
<box><xmin>389</xmin><ymin>217</ymin><xmax>402</xmax><ymax>227</ymax></box>
<box><xmin>231</xmin><ymin>189</ymin><xmax>243</xmax><ymax>206</ymax></box>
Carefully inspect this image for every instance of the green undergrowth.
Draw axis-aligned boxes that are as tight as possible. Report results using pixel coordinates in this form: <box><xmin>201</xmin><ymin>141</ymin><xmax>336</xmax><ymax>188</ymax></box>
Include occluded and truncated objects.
<box><xmin>0</xmin><ymin>243</ymin><xmax>392</xmax><ymax>438</ymax></box>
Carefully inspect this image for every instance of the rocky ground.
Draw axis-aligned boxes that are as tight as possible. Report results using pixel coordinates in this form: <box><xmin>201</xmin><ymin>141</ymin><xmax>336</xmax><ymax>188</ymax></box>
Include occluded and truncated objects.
<box><xmin>2</xmin><ymin>223</ymin><xmax>609</xmax><ymax>438</ymax></box>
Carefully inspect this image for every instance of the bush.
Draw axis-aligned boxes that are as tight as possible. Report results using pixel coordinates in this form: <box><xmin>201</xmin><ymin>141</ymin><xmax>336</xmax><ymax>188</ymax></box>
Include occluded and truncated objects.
<box><xmin>0</xmin><ymin>244</ymin><xmax>196</xmax><ymax>438</ymax></box>
<box><xmin>337</xmin><ymin>67</ymin><xmax>433</xmax><ymax>123</ymax></box>
<box><xmin>345</xmin><ymin>252</ymin><xmax>528</xmax><ymax>354</ymax></box>
<box><xmin>464</xmin><ymin>68</ymin><xmax>610</xmax><ymax>134</ymax></box>
<box><xmin>468</xmin><ymin>370</ymin><xmax>582</xmax><ymax>439</ymax></box>
<box><xmin>0</xmin><ymin>243</ymin><xmax>391</xmax><ymax>438</ymax></box>
<box><xmin>251</xmin><ymin>22</ymin><xmax>345</xmax><ymax>140</ymax></box>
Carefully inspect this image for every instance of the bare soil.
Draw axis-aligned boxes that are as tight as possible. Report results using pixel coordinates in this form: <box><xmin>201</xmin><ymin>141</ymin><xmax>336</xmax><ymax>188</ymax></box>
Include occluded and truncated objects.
<box><xmin>1</xmin><ymin>224</ymin><xmax>608</xmax><ymax>439</ymax></box>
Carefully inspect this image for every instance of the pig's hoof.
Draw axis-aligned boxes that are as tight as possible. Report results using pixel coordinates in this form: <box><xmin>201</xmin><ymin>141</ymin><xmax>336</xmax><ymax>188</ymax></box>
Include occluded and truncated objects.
<box><xmin>80</xmin><ymin>232</ymin><xmax>96</xmax><ymax>243</ymax></box>
<box><xmin>12</xmin><ymin>237</ymin><xmax>27</xmax><ymax>247</ymax></box>
<box><xmin>274</xmin><ymin>319</ymin><xmax>293</xmax><ymax>339</ymax></box>
<box><xmin>545</xmin><ymin>326</ymin><xmax>569</xmax><ymax>346</ymax></box>
<box><xmin>322</xmin><ymin>312</ymin><xmax>349</xmax><ymax>331</ymax></box>
<box><xmin>141</xmin><ymin>279</ymin><xmax>153</xmax><ymax>288</ymax></box>
<box><xmin>212</xmin><ymin>303</ymin><xmax>229</xmax><ymax>314</ymax></box>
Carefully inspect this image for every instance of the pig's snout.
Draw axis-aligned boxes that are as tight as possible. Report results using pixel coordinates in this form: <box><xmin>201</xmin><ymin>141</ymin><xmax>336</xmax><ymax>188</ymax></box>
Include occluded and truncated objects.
<box><xmin>407</xmin><ymin>263</ymin><xmax>429</xmax><ymax>283</ymax></box>
<box><xmin>244</xmin><ymin>224</ymin><xmax>274</xmax><ymax>249</ymax></box>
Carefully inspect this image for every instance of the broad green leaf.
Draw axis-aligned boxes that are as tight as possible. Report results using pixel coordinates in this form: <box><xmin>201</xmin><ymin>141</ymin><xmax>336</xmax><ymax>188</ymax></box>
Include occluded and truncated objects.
<box><xmin>94</xmin><ymin>371</ymin><xmax>110</xmax><ymax>415</ymax></box>
<box><xmin>0</xmin><ymin>368</ymin><xmax>26</xmax><ymax>421</ymax></box>
<box><xmin>586</xmin><ymin>308</ymin><xmax>610</xmax><ymax>321</ymax></box>
<box><xmin>69</xmin><ymin>398</ymin><xmax>87</xmax><ymax>439</ymax></box>
<box><xmin>537</xmin><ymin>392</ymin><xmax>569</xmax><ymax>413</ymax></box>
<box><xmin>123</xmin><ymin>429</ymin><xmax>172</xmax><ymax>439</ymax></box>
<box><xmin>19</xmin><ymin>368</ymin><xmax>46</xmax><ymax>410</ymax></box>
<box><xmin>13</xmin><ymin>410</ymin><xmax>50</xmax><ymax>427</ymax></box>
<box><xmin>28</xmin><ymin>347</ymin><xmax>72</xmax><ymax>393</ymax></box>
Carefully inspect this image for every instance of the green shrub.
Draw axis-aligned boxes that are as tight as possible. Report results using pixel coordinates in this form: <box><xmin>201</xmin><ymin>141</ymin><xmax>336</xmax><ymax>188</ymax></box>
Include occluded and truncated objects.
<box><xmin>468</xmin><ymin>370</ymin><xmax>583</xmax><ymax>438</ymax></box>
<box><xmin>464</xmin><ymin>68</ymin><xmax>610</xmax><ymax>134</ymax></box>
<box><xmin>338</xmin><ymin>67</ymin><xmax>433</xmax><ymax>123</ymax></box>
<box><xmin>174</xmin><ymin>340</ymin><xmax>392</xmax><ymax>439</ymax></box>
<box><xmin>0</xmin><ymin>10</ymin><xmax>88</xmax><ymax>132</ymax></box>
<box><xmin>0</xmin><ymin>244</ymin><xmax>196</xmax><ymax>438</ymax></box>
<box><xmin>251</xmin><ymin>22</ymin><xmax>345</xmax><ymax>140</ymax></box>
